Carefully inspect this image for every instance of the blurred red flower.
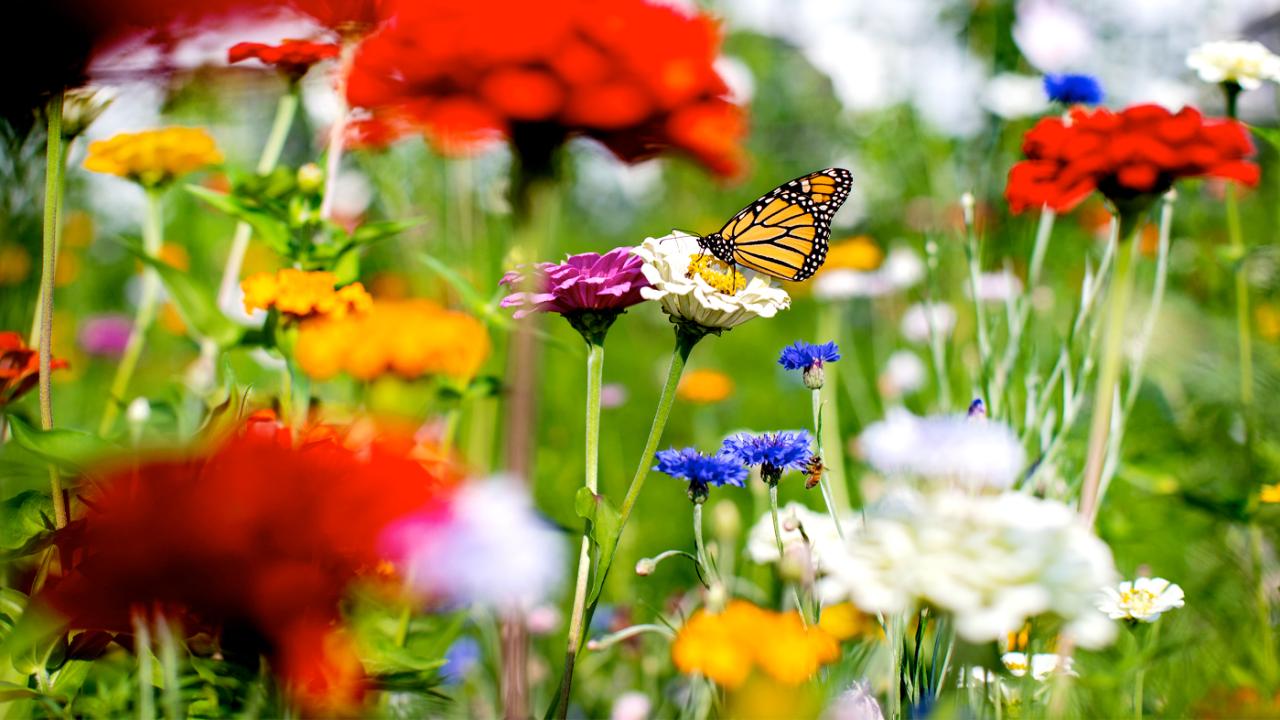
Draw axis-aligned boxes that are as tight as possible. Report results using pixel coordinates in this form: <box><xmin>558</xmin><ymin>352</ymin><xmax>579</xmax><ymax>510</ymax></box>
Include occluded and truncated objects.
<box><xmin>228</xmin><ymin>39</ymin><xmax>341</xmax><ymax>79</ymax></box>
<box><xmin>44</xmin><ymin>430</ymin><xmax>456</xmax><ymax>711</ymax></box>
<box><xmin>289</xmin><ymin>0</ymin><xmax>386</xmax><ymax>34</ymax></box>
<box><xmin>0</xmin><ymin>332</ymin><xmax>68</xmax><ymax>408</ymax></box>
<box><xmin>344</xmin><ymin>0</ymin><xmax>746</xmax><ymax>177</ymax></box>
<box><xmin>1006</xmin><ymin>104</ymin><xmax>1259</xmax><ymax>214</ymax></box>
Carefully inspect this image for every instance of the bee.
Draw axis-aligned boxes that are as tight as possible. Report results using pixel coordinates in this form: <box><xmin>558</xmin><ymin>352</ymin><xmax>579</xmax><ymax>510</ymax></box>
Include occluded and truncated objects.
<box><xmin>804</xmin><ymin>455</ymin><xmax>826</xmax><ymax>490</ymax></box>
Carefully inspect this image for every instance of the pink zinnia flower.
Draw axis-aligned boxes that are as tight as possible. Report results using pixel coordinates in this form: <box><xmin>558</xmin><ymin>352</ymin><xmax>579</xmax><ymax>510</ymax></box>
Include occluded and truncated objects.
<box><xmin>79</xmin><ymin>314</ymin><xmax>132</xmax><ymax>357</ymax></box>
<box><xmin>500</xmin><ymin>247</ymin><xmax>650</xmax><ymax>320</ymax></box>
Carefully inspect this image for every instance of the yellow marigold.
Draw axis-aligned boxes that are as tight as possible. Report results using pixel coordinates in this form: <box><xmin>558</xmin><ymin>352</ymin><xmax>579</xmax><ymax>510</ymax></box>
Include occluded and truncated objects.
<box><xmin>677</xmin><ymin>368</ymin><xmax>734</xmax><ymax>404</ymax></box>
<box><xmin>817</xmin><ymin>602</ymin><xmax>875</xmax><ymax>641</ymax></box>
<box><xmin>821</xmin><ymin>236</ymin><xmax>883</xmax><ymax>273</ymax></box>
<box><xmin>1261</xmin><ymin>483</ymin><xmax>1280</xmax><ymax>504</ymax></box>
<box><xmin>83</xmin><ymin>127</ymin><xmax>223</xmax><ymax>187</ymax></box>
<box><xmin>672</xmin><ymin>601</ymin><xmax>839</xmax><ymax>689</ymax></box>
<box><xmin>241</xmin><ymin>269</ymin><xmax>372</xmax><ymax>320</ymax></box>
<box><xmin>295</xmin><ymin>299</ymin><xmax>490</xmax><ymax>382</ymax></box>
<box><xmin>1257</xmin><ymin>303</ymin><xmax>1280</xmax><ymax>342</ymax></box>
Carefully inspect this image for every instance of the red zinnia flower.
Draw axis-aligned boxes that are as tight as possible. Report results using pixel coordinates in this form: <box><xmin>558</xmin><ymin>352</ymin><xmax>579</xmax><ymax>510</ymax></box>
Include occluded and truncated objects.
<box><xmin>1006</xmin><ymin>104</ymin><xmax>1259</xmax><ymax>215</ymax></box>
<box><xmin>43</xmin><ymin>430</ymin><xmax>456</xmax><ymax>712</ymax></box>
<box><xmin>228</xmin><ymin>39</ymin><xmax>341</xmax><ymax>80</ymax></box>
<box><xmin>344</xmin><ymin>0</ymin><xmax>745</xmax><ymax>177</ymax></box>
<box><xmin>0</xmin><ymin>332</ymin><xmax>68</xmax><ymax>408</ymax></box>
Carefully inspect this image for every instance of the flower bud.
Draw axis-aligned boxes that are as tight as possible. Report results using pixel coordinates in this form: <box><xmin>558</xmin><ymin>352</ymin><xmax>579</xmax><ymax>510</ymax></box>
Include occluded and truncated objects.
<box><xmin>62</xmin><ymin>88</ymin><xmax>113</xmax><ymax>139</ymax></box>
<box><xmin>635</xmin><ymin>558</ymin><xmax>656</xmax><ymax>576</ymax></box>
<box><xmin>778</xmin><ymin>543</ymin><xmax>812</xmax><ymax>584</ymax></box>
<box><xmin>297</xmin><ymin>163</ymin><xmax>325</xmax><ymax>194</ymax></box>
<box><xmin>960</xmin><ymin>191</ymin><xmax>976</xmax><ymax>227</ymax></box>
<box><xmin>802</xmin><ymin>361</ymin><xmax>825</xmax><ymax>389</ymax></box>
<box><xmin>126</xmin><ymin>397</ymin><xmax>151</xmax><ymax>426</ymax></box>
<box><xmin>704</xmin><ymin>581</ymin><xmax>728</xmax><ymax>612</ymax></box>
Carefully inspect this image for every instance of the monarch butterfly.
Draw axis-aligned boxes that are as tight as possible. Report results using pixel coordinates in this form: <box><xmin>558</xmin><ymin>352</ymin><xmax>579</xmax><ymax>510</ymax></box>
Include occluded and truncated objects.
<box><xmin>696</xmin><ymin>168</ymin><xmax>852</xmax><ymax>282</ymax></box>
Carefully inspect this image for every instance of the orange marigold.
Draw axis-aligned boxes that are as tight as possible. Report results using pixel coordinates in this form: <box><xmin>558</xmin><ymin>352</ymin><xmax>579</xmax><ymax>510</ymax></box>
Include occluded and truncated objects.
<box><xmin>296</xmin><ymin>299</ymin><xmax>490</xmax><ymax>382</ymax></box>
<box><xmin>83</xmin><ymin>127</ymin><xmax>223</xmax><ymax>188</ymax></box>
<box><xmin>241</xmin><ymin>269</ymin><xmax>373</xmax><ymax>320</ymax></box>
<box><xmin>677</xmin><ymin>368</ymin><xmax>733</xmax><ymax>404</ymax></box>
<box><xmin>671</xmin><ymin>601</ymin><xmax>839</xmax><ymax>689</ymax></box>
<box><xmin>822</xmin><ymin>236</ymin><xmax>883</xmax><ymax>273</ymax></box>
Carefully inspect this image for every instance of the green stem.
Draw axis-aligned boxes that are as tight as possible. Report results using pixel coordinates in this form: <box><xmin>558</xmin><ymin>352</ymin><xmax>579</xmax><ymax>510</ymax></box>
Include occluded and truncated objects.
<box><xmin>38</xmin><ymin>94</ymin><xmax>68</xmax><ymax>529</ymax></box>
<box><xmin>1251</xmin><ymin>523</ymin><xmax>1278</xmax><ymax>683</ymax></box>
<box><xmin>963</xmin><ymin>209</ymin><xmax>994</xmax><ymax>416</ymax></box>
<box><xmin>816</xmin><ymin>303</ymin><xmax>853</xmax><ymax>508</ymax></box>
<box><xmin>133</xmin><ymin>612</ymin><xmax>156</xmax><ymax>720</ymax></box>
<box><xmin>99</xmin><ymin>190</ymin><xmax>164</xmax><ymax>437</ymax></box>
<box><xmin>1226</xmin><ymin>184</ymin><xmax>1253</xmax><ymax>435</ymax></box>
<box><xmin>692</xmin><ymin>503</ymin><xmax>714</xmax><ymax>586</ymax></box>
<box><xmin>811</xmin><ymin>388</ymin><xmax>844</xmax><ymax>538</ymax></box>
<box><xmin>215</xmin><ymin>89</ymin><xmax>299</xmax><ymax>313</ymax></box>
<box><xmin>1080</xmin><ymin>216</ymin><xmax>1141</xmax><ymax>525</ymax></box>
<box><xmin>155</xmin><ymin>614</ymin><xmax>182</xmax><ymax>720</ymax></box>
<box><xmin>556</xmin><ymin>340</ymin><xmax>605</xmax><ymax>717</ymax></box>
<box><xmin>769</xmin><ymin>483</ymin><xmax>785</xmax><ymax>560</ymax></box>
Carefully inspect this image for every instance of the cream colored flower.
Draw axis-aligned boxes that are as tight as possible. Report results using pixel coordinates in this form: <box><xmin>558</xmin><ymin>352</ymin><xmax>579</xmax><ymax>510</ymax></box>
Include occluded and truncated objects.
<box><xmin>746</xmin><ymin>502</ymin><xmax>856</xmax><ymax>570</ymax></box>
<box><xmin>858</xmin><ymin>409</ymin><xmax>1026</xmax><ymax>491</ymax></box>
<box><xmin>633</xmin><ymin>233</ymin><xmax>790</xmax><ymax>330</ymax></box>
<box><xmin>900</xmin><ymin>302</ymin><xmax>956</xmax><ymax>343</ymax></box>
<box><xmin>1098</xmin><ymin>577</ymin><xmax>1184</xmax><ymax>622</ymax></box>
<box><xmin>1187</xmin><ymin>40</ymin><xmax>1280</xmax><ymax>90</ymax></box>
<box><xmin>1001</xmin><ymin>652</ymin><xmax>1075</xmax><ymax>681</ymax></box>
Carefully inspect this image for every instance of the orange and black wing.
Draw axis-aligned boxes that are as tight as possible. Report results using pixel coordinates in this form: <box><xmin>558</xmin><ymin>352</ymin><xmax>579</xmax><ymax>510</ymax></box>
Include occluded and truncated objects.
<box><xmin>716</xmin><ymin>168</ymin><xmax>852</xmax><ymax>281</ymax></box>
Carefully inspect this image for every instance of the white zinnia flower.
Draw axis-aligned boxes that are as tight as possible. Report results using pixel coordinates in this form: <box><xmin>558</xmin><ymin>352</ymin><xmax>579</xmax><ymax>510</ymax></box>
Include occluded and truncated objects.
<box><xmin>384</xmin><ymin>477</ymin><xmax>566</xmax><ymax>612</ymax></box>
<box><xmin>1001</xmin><ymin>652</ymin><xmax>1076</xmax><ymax>680</ymax></box>
<box><xmin>633</xmin><ymin>233</ymin><xmax>791</xmax><ymax>330</ymax></box>
<box><xmin>1098</xmin><ymin>577</ymin><xmax>1185</xmax><ymax>622</ymax></box>
<box><xmin>826</xmin><ymin>489</ymin><xmax>1118</xmax><ymax>648</ymax></box>
<box><xmin>900</xmin><ymin>302</ymin><xmax>956</xmax><ymax>343</ymax></box>
<box><xmin>1187</xmin><ymin>41</ymin><xmax>1280</xmax><ymax>90</ymax></box>
<box><xmin>858</xmin><ymin>409</ymin><xmax>1026</xmax><ymax>491</ymax></box>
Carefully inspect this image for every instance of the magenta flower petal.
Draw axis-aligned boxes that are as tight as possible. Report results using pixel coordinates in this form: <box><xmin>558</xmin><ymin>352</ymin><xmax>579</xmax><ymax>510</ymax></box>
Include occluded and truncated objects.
<box><xmin>499</xmin><ymin>247</ymin><xmax>651</xmax><ymax>317</ymax></box>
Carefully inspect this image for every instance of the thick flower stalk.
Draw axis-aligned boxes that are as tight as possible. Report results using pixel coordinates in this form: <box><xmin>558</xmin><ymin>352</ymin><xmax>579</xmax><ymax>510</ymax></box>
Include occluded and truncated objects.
<box><xmin>1005</xmin><ymin>104</ymin><xmax>1259</xmax><ymax>523</ymax></box>
<box><xmin>500</xmin><ymin>247</ymin><xmax>648</xmax><ymax>715</ymax></box>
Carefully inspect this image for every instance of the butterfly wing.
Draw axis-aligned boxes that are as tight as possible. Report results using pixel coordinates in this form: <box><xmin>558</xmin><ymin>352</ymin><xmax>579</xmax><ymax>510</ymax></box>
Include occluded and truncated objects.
<box><xmin>716</xmin><ymin>168</ymin><xmax>852</xmax><ymax>281</ymax></box>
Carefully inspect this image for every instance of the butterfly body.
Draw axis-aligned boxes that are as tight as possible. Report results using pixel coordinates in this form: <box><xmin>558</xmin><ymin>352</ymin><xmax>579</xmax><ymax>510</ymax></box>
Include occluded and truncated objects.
<box><xmin>696</xmin><ymin>168</ymin><xmax>852</xmax><ymax>282</ymax></box>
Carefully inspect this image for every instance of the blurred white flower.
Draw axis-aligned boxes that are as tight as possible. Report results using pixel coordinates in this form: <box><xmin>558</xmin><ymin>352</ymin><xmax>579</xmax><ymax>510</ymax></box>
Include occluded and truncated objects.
<box><xmin>634</xmin><ymin>233</ymin><xmax>791</xmax><ymax>330</ymax></box>
<box><xmin>600</xmin><ymin>383</ymin><xmax>628</xmax><ymax>409</ymax></box>
<box><xmin>858</xmin><ymin>409</ymin><xmax>1026</xmax><ymax>490</ymax></box>
<box><xmin>383</xmin><ymin>477</ymin><xmax>566</xmax><ymax>612</ymax></box>
<box><xmin>813</xmin><ymin>269</ymin><xmax>892</xmax><ymax>300</ymax></box>
<box><xmin>1001</xmin><ymin>652</ymin><xmax>1075</xmax><ymax>680</ymax></box>
<box><xmin>126</xmin><ymin>397</ymin><xmax>151</xmax><ymax>425</ymax></box>
<box><xmin>826</xmin><ymin>489</ymin><xmax>1118</xmax><ymax>647</ymax></box>
<box><xmin>900</xmin><ymin>302</ymin><xmax>955</xmax><ymax>343</ymax></box>
<box><xmin>970</xmin><ymin>270</ymin><xmax>1025</xmax><ymax>303</ymax></box>
<box><xmin>1098</xmin><ymin>576</ymin><xmax>1185</xmax><ymax>622</ymax></box>
<box><xmin>611</xmin><ymin>691</ymin><xmax>652</xmax><ymax>720</ymax></box>
<box><xmin>881</xmin><ymin>246</ymin><xmax>925</xmax><ymax>289</ymax></box>
<box><xmin>824</xmin><ymin>680</ymin><xmax>884</xmax><ymax>720</ymax></box>
<box><xmin>329</xmin><ymin>170</ymin><xmax>374</xmax><ymax>221</ymax></box>
<box><xmin>1012</xmin><ymin>0</ymin><xmax>1093</xmax><ymax>72</ymax></box>
<box><xmin>715</xmin><ymin>56</ymin><xmax>756</xmax><ymax>105</ymax></box>
<box><xmin>746</xmin><ymin>502</ymin><xmax>857</xmax><ymax>572</ymax></box>
<box><xmin>880</xmin><ymin>350</ymin><xmax>927</xmax><ymax>397</ymax></box>
<box><xmin>1187</xmin><ymin>40</ymin><xmax>1280</xmax><ymax>90</ymax></box>
<box><xmin>526</xmin><ymin>604</ymin><xmax>563</xmax><ymax>635</ymax></box>
<box><xmin>982</xmin><ymin>73</ymin><xmax>1051</xmax><ymax>119</ymax></box>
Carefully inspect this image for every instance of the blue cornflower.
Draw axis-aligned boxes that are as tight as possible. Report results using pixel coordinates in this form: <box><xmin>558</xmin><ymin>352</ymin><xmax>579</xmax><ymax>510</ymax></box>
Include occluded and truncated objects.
<box><xmin>1043</xmin><ymin>74</ymin><xmax>1104</xmax><ymax>106</ymax></box>
<box><xmin>778</xmin><ymin>341</ymin><xmax>840</xmax><ymax>389</ymax></box>
<box><xmin>441</xmin><ymin>637</ymin><xmax>481</xmax><ymax>685</ymax></box>
<box><xmin>720</xmin><ymin>430</ymin><xmax>813</xmax><ymax>485</ymax></box>
<box><xmin>655</xmin><ymin>447</ymin><xmax>748</xmax><ymax>503</ymax></box>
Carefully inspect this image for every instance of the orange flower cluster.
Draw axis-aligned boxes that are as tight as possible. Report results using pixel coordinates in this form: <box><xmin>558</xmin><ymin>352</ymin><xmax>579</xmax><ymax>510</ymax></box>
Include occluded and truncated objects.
<box><xmin>241</xmin><ymin>269</ymin><xmax>373</xmax><ymax>320</ymax></box>
<box><xmin>296</xmin><ymin>299</ymin><xmax>490</xmax><ymax>381</ymax></box>
<box><xmin>0</xmin><ymin>332</ymin><xmax>68</xmax><ymax>407</ymax></box>
<box><xmin>83</xmin><ymin>127</ymin><xmax>223</xmax><ymax>187</ymax></box>
<box><xmin>672</xmin><ymin>601</ymin><xmax>840</xmax><ymax>688</ymax></box>
<box><xmin>345</xmin><ymin>0</ymin><xmax>745</xmax><ymax>176</ymax></box>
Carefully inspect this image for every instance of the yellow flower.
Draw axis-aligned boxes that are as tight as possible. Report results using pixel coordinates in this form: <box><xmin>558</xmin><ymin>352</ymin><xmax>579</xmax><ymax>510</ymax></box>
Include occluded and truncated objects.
<box><xmin>241</xmin><ymin>269</ymin><xmax>372</xmax><ymax>320</ymax></box>
<box><xmin>821</xmin><ymin>236</ymin><xmax>883</xmax><ymax>273</ymax></box>
<box><xmin>817</xmin><ymin>602</ymin><xmax>875</xmax><ymax>641</ymax></box>
<box><xmin>295</xmin><ymin>299</ymin><xmax>490</xmax><ymax>382</ymax></box>
<box><xmin>1261</xmin><ymin>483</ymin><xmax>1280</xmax><ymax>504</ymax></box>
<box><xmin>1257</xmin><ymin>303</ymin><xmax>1280</xmax><ymax>342</ymax></box>
<box><xmin>677</xmin><ymin>368</ymin><xmax>734</xmax><ymax>404</ymax></box>
<box><xmin>0</xmin><ymin>244</ymin><xmax>31</xmax><ymax>285</ymax></box>
<box><xmin>84</xmin><ymin>127</ymin><xmax>223</xmax><ymax>187</ymax></box>
<box><xmin>672</xmin><ymin>601</ymin><xmax>839</xmax><ymax>689</ymax></box>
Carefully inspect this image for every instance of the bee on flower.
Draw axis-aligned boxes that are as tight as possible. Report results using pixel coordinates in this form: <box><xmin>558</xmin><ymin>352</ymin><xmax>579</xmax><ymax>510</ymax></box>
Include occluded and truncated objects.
<box><xmin>83</xmin><ymin>127</ymin><xmax>223</xmax><ymax>188</ymax></box>
<box><xmin>721</xmin><ymin>430</ymin><xmax>813</xmax><ymax>486</ymax></box>
<box><xmin>1098</xmin><ymin>576</ymin><xmax>1185</xmax><ymax>623</ymax></box>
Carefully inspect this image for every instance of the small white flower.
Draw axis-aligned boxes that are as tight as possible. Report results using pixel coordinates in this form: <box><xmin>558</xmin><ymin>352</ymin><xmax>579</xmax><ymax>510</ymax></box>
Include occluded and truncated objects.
<box><xmin>881</xmin><ymin>246</ymin><xmax>925</xmax><ymax>290</ymax></box>
<box><xmin>825</xmin><ymin>489</ymin><xmax>1118</xmax><ymax>648</ymax></box>
<box><xmin>611</xmin><ymin>692</ymin><xmax>652</xmax><ymax>720</ymax></box>
<box><xmin>1187</xmin><ymin>41</ymin><xmax>1280</xmax><ymax>91</ymax></box>
<box><xmin>813</xmin><ymin>268</ymin><xmax>892</xmax><ymax>300</ymax></box>
<box><xmin>825</xmin><ymin>680</ymin><xmax>885</xmax><ymax>720</ymax></box>
<box><xmin>901</xmin><ymin>302</ymin><xmax>955</xmax><ymax>343</ymax></box>
<box><xmin>1098</xmin><ymin>577</ymin><xmax>1185</xmax><ymax>622</ymax></box>
<box><xmin>880</xmin><ymin>350</ymin><xmax>928</xmax><ymax>397</ymax></box>
<box><xmin>982</xmin><ymin>73</ymin><xmax>1050</xmax><ymax>120</ymax></box>
<box><xmin>633</xmin><ymin>233</ymin><xmax>791</xmax><ymax>330</ymax></box>
<box><xmin>126</xmin><ymin>397</ymin><xmax>151</xmax><ymax>425</ymax></box>
<box><xmin>1001</xmin><ymin>652</ymin><xmax>1075</xmax><ymax>681</ymax></box>
<box><xmin>969</xmin><ymin>270</ymin><xmax>1024</xmax><ymax>303</ymax></box>
<box><xmin>746</xmin><ymin>502</ymin><xmax>857</xmax><ymax>572</ymax></box>
<box><xmin>858</xmin><ymin>409</ymin><xmax>1026</xmax><ymax>491</ymax></box>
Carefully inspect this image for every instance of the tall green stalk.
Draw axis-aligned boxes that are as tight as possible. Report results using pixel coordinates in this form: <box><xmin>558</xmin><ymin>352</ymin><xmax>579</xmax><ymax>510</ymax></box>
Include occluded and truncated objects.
<box><xmin>811</xmin><ymin>388</ymin><xmax>845</xmax><ymax>538</ymax></box>
<box><xmin>99</xmin><ymin>189</ymin><xmax>165</xmax><ymax>436</ymax></box>
<box><xmin>815</xmin><ymin>303</ymin><xmax>852</xmax><ymax>511</ymax></box>
<box><xmin>1080</xmin><ymin>214</ymin><xmax>1142</xmax><ymax>525</ymax></box>
<box><xmin>557</xmin><ymin>340</ymin><xmax>605</xmax><ymax>715</ymax></box>
<box><xmin>38</xmin><ymin>94</ymin><xmax>69</xmax><ymax>528</ymax></box>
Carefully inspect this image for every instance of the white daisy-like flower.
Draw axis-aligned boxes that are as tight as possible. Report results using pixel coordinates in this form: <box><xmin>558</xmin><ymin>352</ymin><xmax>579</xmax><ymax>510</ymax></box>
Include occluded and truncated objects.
<box><xmin>969</xmin><ymin>270</ymin><xmax>1025</xmax><ymax>303</ymax></box>
<box><xmin>1001</xmin><ymin>652</ymin><xmax>1076</xmax><ymax>681</ymax></box>
<box><xmin>982</xmin><ymin>73</ymin><xmax>1050</xmax><ymax>120</ymax></box>
<box><xmin>1187</xmin><ymin>40</ymin><xmax>1280</xmax><ymax>91</ymax></box>
<box><xmin>825</xmin><ymin>489</ymin><xmax>1118</xmax><ymax>648</ymax></box>
<box><xmin>858</xmin><ymin>409</ymin><xmax>1026</xmax><ymax>491</ymax></box>
<box><xmin>746</xmin><ymin>502</ymin><xmax>857</xmax><ymax>571</ymax></box>
<box><xmin>881</xmin><ymin>246</ymin><xmax>925</xmax><ymax>290</ymax></box>
<box><xmin>880</xmin><ymin>350</ymin><xmax>928</xmax><ymax>398</ymax></box>
<box><xmin>633</xmin><ymin>233</ymin><xmax>791</xmax><ymax>330</ymax></box>
<box><xmin>900</xmin><ymin>301</ymin><xmax>956</xmax><ymax>343</ymax></box>
<box><xmin>1098</xmin><ymin>577</ymin><xmax>1185</xmax><ymax>623</ymax></box>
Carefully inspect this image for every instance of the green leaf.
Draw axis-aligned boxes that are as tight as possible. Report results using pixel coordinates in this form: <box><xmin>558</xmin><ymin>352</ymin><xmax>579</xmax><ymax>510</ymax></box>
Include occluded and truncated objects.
<box><xmin>1249</xmin><ymin>124</ymin><xmax>1280</xmax><ymax>153</ymax></box>
<box><xmin>417</xmin><ymin>253</ymin><xmax>503</xmax><ymax>326</ymax></box>
<box><xmin>5</xmin><ymin>415</ymin><xmax>112</xmax><ymax>472</ymax></box>
<box><xmin>186</xmin><ymin>185</ymin><xmax>291</xmax><ymax>255</ymax></box>
<box><xmin>574</xmin><ymin>487</ymin><xmax>622</xmax><ymax>606</ymax></box>
<box><xmin>351</xmin><ymin>217</ymin><xmax>427</xmax><ymax>246</ymax></box>
<box><xmin>332</xmin><ymin>246</ymin><xmax>361</xmax><ymax>286</ymax></box>
<box><xmin>0</xmin><ymin>491</ymin><xmax>54</xmax><ymax>553</ymax></box>
<box><xmin>131</xmin><ymin>251</ymin><xmax>245</xmax><ymax>348</ymax></box>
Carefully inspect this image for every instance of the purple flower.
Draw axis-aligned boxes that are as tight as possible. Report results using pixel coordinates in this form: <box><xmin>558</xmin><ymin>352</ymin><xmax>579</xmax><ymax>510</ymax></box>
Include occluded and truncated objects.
<box><xmin>654</xmin><ymin>446</ymin><xmax>748</xmax><ymax>503</ymax></box>
<box><xmin>721</xmin><ymin>430</ymin><xmax>813</xmax><ymax>485</ymax></box>
<box><xmin>499</xmin><ymin>247</ymin><xmax>650</xmax><ymax>320</ymax></box>
<box><xmin>79</xmin><ymin>314</ymin><xmax>132</xmax><ymax>357</ymax></box>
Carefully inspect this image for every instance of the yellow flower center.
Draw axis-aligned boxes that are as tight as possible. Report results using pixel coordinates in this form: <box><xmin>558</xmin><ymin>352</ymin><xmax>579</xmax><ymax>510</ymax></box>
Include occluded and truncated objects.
<box><xmin>1120</xmin><ymin>588</ymin><xmax>1157</xmax><ymax>617</ymax></box>
<box><xmin>687</xmin><ymin>254</ymin><xmax>745</xmax><ymax>294</ymax></box>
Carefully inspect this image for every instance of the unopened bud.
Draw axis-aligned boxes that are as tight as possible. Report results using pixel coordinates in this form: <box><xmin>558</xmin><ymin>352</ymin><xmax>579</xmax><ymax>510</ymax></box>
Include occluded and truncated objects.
<box><xmin>297</xmin><ymin>163</ymin><xmax>325</xmax><ymax>193</ymax></box>
<box><xmin>778</xmin><ymin>543</ymin><xmax>811</xmax><ymax>583</ymax></box>
<box><xmin>960</xmin><ymin>191</ymin><xmax>976</xmax><ymax>227</ymax></box>
<box><xmin>705</xmin><ymin>581</ymin><xmax>728</xmax><ymax>612</ymax></box>
<box><xmin>686</xmin><ymin>480</ymin><xmax>709</xmax><ymax>505</ymax></box>
<box><xmin>635</xmin><ymin>558</ymin><xmax>656</xmax><ymax>576</ymax></box>
<box><xmin>802</xmin><ymin>362</ymin><xmax>825</xmax><ymax>390</ymax></box>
